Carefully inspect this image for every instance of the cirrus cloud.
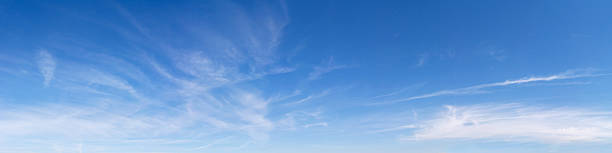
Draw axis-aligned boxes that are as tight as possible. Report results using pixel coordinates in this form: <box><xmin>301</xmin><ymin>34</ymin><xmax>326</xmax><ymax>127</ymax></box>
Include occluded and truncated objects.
<box><xmin>403</xmin><ymin>103</ymin><xmax>612</xmax><ymax>143</ymax></box>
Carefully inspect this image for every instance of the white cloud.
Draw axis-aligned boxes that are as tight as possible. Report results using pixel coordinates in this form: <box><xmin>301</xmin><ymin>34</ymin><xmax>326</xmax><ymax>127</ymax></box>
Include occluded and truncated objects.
<box><xmin>285</xmin><ymin>89</ymin><xmax>330</xmax><ymax>105</ymax></box>
<box><xmin>417</xmin><ymin>53</ymin><xmax>428</xmax><ymax>67</ymax></box>
<box><xmin>370</xmin><ymin>83</ymin><xmax>426</xmax><ymax>99</ymax></box>
<box><xmin>84</xmin><ymin>70</ymin><xmax>137</xmax><ymax>94</ymax></box>
<box><xmin>192</xmin><ymin>136</ymin><xmax>233</xmax><ymax>150</ymax></box>
<box><xmin>276</xmin><ymin>110</ymin><xmax>324</xmax><ymax>131</ymax></box>
<box><xmin>137</xmin><ymin>1</ymin><xmax>294</xmax><ymax>143</ymax></box>
<box><xmin>404</xmin><ymin>103</ymin><xmax>612</xmax><ymax>143</ymax></box>
<box><xmin>0</xmin><ymin>104</ymin><xmax>167</xmax><ymax>138</ymax></box>
<box><xmin>303</xmin><ymin>122</ymin><xmax>328</xmax><ymax>128</ymax></box>
<box><xmin>135</xmin><ymin>0</ymin><xmax>296</xmax><ymax>142</ymax></box>
<box><xmin>0</xmin><ymin>1</ymin><xmax>317</xmax><ymax>151</ymax></box>
<box><xmin>176</xmin><ymin>51</ymin><xmax>234</xmax><ymax>85</ymax></box>
<box><xmin>308</xmin><ymin>57</ymin><xmax>347</xmax><ymax>80</ymax></box>
<box><xmin>233</xmin><ymin>92</ymin><xmax>274</xmax><ymax>141</ymax></box>
<box><xmin>488</xmin><ymin>48</ymin><xmax>507</xmax><ymax>62</ymax></box>
<box><xmin>37</xmin><ymin>50</ymin><xmax>56</xmax><ymax>86</ymax></box>
<box><xmin>0</xmin><ymin>90</ymin><xmax>279</xmax><ymax>143</ymax></box>
<box><xmin>376</xmin><ymin>69</ymin><xmax>600</xmax><ymax>104</ymax></box>
<box><xmin>371</xmin><ymin>125</ymin><xmax>417</xmax><ymax>134</ymax></box>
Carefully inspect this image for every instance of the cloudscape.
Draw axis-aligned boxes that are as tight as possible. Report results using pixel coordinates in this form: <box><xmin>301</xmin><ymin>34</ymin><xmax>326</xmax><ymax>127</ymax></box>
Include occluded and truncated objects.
<box><xmin>1</xmin><ymin>0</ymin><xmax>612</xmax><ymax>153</ymax></box>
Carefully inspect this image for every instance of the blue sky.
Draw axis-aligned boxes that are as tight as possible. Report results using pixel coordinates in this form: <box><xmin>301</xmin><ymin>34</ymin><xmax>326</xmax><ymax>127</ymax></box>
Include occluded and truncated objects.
<box><xmin>1</xmin><ymin>0</ymin><xmax>612</xmax><ymax>153</ymax></box>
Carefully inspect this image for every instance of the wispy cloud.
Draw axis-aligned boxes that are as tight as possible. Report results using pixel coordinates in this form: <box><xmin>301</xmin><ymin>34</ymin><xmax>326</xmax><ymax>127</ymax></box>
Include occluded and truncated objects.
<box><xmin>138</xmin><ymin>0</ymin><xmax>295</xmax><ymax>143</ymax></box>
<box><xmin>374</xmin><ymin>69</ymin><xmax>601</xmax><ymax>105</ymax></box>
<box><xmin>0</xmin><ymin>89</ymin><xmax>279</xmax><ymax>145</ymax></box>
<box><xmin>488</xmin><ymin>48</ymin><xmax>507</xmax><ymax>62</ymax></box>
<box><xmin>370</xmin><ymin>83</ymin><xmax>426</xmax><ymax>99</ymax></box>
<box><xmin>308</xmin><ymin>57</ymin><xmax>347</xmax><ymax>80</ymax></box>
<box><xmin>370</xmin><ymin>125</ymin><xmax>417</xmax><ymax>134</ymax></box>
<box><xmin>404</xmin><ymin>103</ymin><xmax>612</xmax><ymax>143</ymax></box>
<box><xmin>277</xmin><ymin>110</ymin><xmax>325</xmax><ymax>131</ymax></box>
<box><xmin>0</xmin><ymin>104</ymin><xmax>165</xmax><ymax>138</ymax></box>
<box><xmin>303</xmin><ymin>122</ymin><xmax>328</xmax><ymax>128</ymax></box>
<box><xmin>0</xmin><ymin>1</ymin><xmax>302</xmax><ymax>151</ymax></box>
<box><xmin>83</xmin><ymin>69</ymin><xmax>138</xmax><ymax>95</ymax></box>
<box><xmin>192</xmin><ymin>136</ymin><xmax>233</xmax><ymax>151</ymax></box>
<box><xmin>285</xmin><ymin>89</ymin><xmax>330</xmax><ymax>105</ymax></box>
<box><xmin>37</xmin><ymin>50</ymin><xmax>56</xmax><ymax>86</ymax></box>
<box><xmin>417</xmin><ymin>53</ymin><xmax>428</xmax><ymax>67</ymax></box>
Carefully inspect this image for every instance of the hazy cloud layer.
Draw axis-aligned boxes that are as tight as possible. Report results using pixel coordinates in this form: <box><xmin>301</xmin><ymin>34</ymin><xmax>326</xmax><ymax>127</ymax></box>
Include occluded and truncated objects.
<box><xmin>405</xmin><ymin>104</ymin><xmax>612</xmax><ymax>143</ymax></box>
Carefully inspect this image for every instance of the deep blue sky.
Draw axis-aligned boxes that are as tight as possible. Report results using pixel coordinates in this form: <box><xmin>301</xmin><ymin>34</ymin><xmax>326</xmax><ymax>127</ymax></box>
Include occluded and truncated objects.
<box><xmin>1</xmin><ymin>0</ymin><xmax>612</xmax><ymax>153</ymax></box>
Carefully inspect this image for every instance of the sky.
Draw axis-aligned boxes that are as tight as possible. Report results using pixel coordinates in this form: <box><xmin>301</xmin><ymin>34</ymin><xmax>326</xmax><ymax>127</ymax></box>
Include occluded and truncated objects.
<box><xmin>1</xmin><ymin>0</ymin><xmax>612</xmax><ymax>153</ymax></box>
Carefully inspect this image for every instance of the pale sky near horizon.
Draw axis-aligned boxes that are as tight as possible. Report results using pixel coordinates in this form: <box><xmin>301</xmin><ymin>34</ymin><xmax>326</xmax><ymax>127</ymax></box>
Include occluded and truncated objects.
<box><xmin>1</xmin><ymin>0</ymin><xmax>612</xmax><ymax>153</ymax></box>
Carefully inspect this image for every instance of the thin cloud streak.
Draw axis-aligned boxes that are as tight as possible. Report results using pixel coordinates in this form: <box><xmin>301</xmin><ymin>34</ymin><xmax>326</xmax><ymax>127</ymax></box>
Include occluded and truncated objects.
<box><xmin>370</xmin><ymin>125</ymin><xmax>417</xmax><ymax>134</ymax></box>
<box><xmin>370</xmin><ymin>83</ymin><xmax>427</xmax><ymax>99</ymax></box>
<box><xmin>308</xmin><ymin>57</ymin><xmax>347</xmax><ymax>80</ymax></box>
<box><xmin>374</xmin><ymin>69</ymin><xmax>601</xmax><ymax>105</ymax></box>
<box><xmin>285</xmin><ymin>89</ymin><xmax>330</xmax><ymax>105</ymax></box>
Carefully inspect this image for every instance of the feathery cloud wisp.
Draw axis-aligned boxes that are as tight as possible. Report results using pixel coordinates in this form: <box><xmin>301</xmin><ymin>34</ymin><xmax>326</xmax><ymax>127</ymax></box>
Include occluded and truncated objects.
<box><xmin>370</xmin><ymin>125</ymin><xmax>417</xmax><ymax>134</ymax></box>
<box><xmin>404</xmin><ymin>103</ymin><xmax>612</xmax><ymax>143</ymax></box>
<box><xmin>285</xmin><ymin>89</ymin><xmax>330</xmax><ymax>105</ymax></box>
<box><xmin>375</xmin><ymin>69</ymin><xmax>600</xmax><ymax>105</ymax></box>
<box><xmin>37</xmin><ymin>50</ymin><xmax>56</xmax><ymax>86</ymax></box>
<box><xmin>308</xmin><ymin>57</ymin><xmax>347</xmax><ymax>80</ymax></box>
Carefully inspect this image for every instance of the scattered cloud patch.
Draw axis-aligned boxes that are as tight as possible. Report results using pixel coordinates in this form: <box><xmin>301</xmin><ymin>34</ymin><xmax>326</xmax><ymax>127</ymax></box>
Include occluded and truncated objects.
<box><xmin>417</xmin><ymin>53</ymin><xmax>428</xmax><ymax>67</ymax></box>
<box><xmin>37</xmin><ymin>50</ymin><xmax>56</xmax><ymax>86</ymax></box>
<box><xmin>480</xmin><ymin>45</ymin><xmax>507</xmax><ymax>62</ymax></box>
<box><xmin>439</xmin><ymin>48</ymin><xmax>456</xmax><ymax>60</ymax></box>
<box><xmin>405</xmin><ymin>103</ymin><xmax>612</xmax><ymax>143</ymax></box>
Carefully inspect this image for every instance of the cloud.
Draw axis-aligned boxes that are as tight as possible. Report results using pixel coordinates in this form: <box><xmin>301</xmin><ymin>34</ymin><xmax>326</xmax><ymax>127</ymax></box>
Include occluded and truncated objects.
<box><xmin>285</xmin><ymin>89</ymin><xmax>330</xmax><ymax>105</ymax></box>
<box><xmin>0</xmin><ymin>89</ymin><xmax>277</xmax><ymax>144</ymax></box>
<box><xmin>0</xmin><ymin>103</ymin><xmax>168</xmax><ymax>138</ymax></box>
<box><xmin>84</xmin><ymin>70</ymin><xmax>138</xmax><ymax>95</ymax></box>
<box><xmin>233</xmin><ymin>91</ymin><xmax>274</xmax><ymax>141</ymax></box>
<box><xmin>134</xmin><ymin>0</ymin><xmax>295</xmax><ymax>143</ymax></box>
<box><xmin>0</xmin><ymin>1</ymin><xmax>323</xmax><ymax>151</ymax></box>
<box><xmin>404</xmin><ymin>103</ymin><xmax>612</xmax><ymax>143</ymax></box>
<box><xmin>37</xmin><ymin>50</ymin><xmax>56</xmax><ymax>86</ymax></box>
<box><xmin>175</xmin><ymin>51</ymin><xmax>235</xmax><ymax>85</ymax></box>
<box><xmin>177</xmin><ymin>89</ymin><xmax>277</xmax><ymax>141</ymax></box>
<box><xmin>370</xmin><ymin>83</ymin><xmax>427</xmax><ymax>99</ymax></box>
<box><xmin>370</xmin><ymin>125</ymin><xmax>417</xmax><ymax>134</ymax></box>
<box><xmin>53</xmin><ymin>67</ymin><xmax>146</xmax><ymax>102</ymax></box>
<box><xmin>488</xmin><ymin>48</ymin><xmax>507</xmax><ymax>62</ymax></box>
<box><xmin>417</xmin><ymin>53</ymin><xmax>428</xmax><ymax>67</ymax></box>
<box><xmin>375</xmin><ymin>69</ymin><xmax>601</xmax><ymax>105</ymax></box>
<box><xmin>276</xmin><ymin>110</ymin><xmax>325</xmax><ymax>131</ymax></box>
<box><xmin>308</xmin><ymin>57</ymin><xmax>347</xmax><ymax>80</ymax></box>
<box><xmin>192</xmin><ymin>136</ymin><xmax>233</xmax><ymax>150</ymax></box>
<box><xmin>303</xmin><ymin>122</ymin><xmax>328</xmax><ymax>128</ymax></box>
